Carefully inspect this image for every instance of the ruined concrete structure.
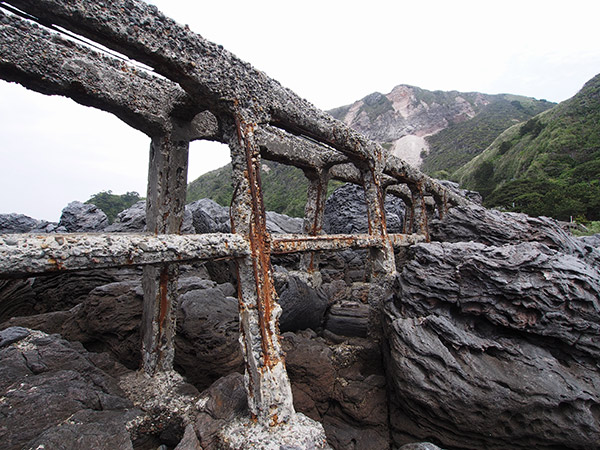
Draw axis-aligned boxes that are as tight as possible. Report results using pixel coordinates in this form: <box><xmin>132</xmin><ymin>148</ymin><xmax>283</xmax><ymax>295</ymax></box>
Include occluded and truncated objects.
<box><xmin>0</xmin><ymin>0</ymin><xmax>468</xmax><ymax>433</ymax></box>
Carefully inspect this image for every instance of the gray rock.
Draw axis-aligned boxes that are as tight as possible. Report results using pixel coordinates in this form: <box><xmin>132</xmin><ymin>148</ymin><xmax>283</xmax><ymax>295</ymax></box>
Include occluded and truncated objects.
<box><xmin>194</xmin><ymin>373</ymin><xmax>248</xmax><ymax>449</ymax></box>
<box><xmin>105</xmin><ymin>200</ymin><xmax>147</xmax><ymax>232</ymax></box>
<box><xmin>0</xmin><ymin>326</ymin><xmax>30</xmax><ymax>347</ymax></box>
<box><xmin>105</xmin><ymin>200</ymin><xmax>194</xmax><ymax>233</ymax></box>
<box><xmin>0</xmin><ymin>213</ymin><xmax>57</xmax><ymax>233</ymax></box>
<box><xmin>324</xmin><ymin>183</ymin><xmax>405</xmax><ymax>234</ymax></box>
<box><xmin>398</xmin><ymin>443</ymin><xmax>443</xmax><ymax>450</ymax></box>
<box><xmin>283</xmin><ymin>330</ymin><xmax>390</xmax><ymax>450</ymax></box>
<box><xmin>385</xmin><ymin>240</ymin><xmax>600</xmax><ymax>449</ymax></box>
<box><xmin>276</xmin><ymin>274</ymin><xmax>328</xmax><ymax>332</ymax></box>
<box><xmin>579</xmin><ymin>233</ymin><xmax>600</xmax><ymax>248</ymax></box>
<box><xmin>187</xmin><ymin>198</ymin><xmax>231</xmax><ymax>233</ymax></box>
<box><xmin>324</xmin><ymin>301</ymin><xmax>369</xmax><ymax>338</ymax></box>
<box><xmin>58</xmin><ymin>201</ymin><xmax>108</xmax><ymax>232</ymax></box>
<box><xmin>0</xmin><ymin>329</ymin><xmax>140</xmax><ymax>449</ymax></box>
<box><xmin>266</xmin><ymin>210</ymin><xmax>303</xmax><ymax>234</ymax></box>
<box><xmin>430</xmin><ymin>204</ymin><xmax>599</xmax><ymax>264</ymax></box>
<box><xmin>175</xmin><ymin>424</ymin><xmax>202</xmax><ymax>450</ymax></box>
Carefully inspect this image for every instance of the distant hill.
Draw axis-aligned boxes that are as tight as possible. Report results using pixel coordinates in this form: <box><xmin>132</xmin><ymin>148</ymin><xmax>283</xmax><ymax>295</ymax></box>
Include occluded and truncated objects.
<box><xmin>329</xmin><ymin>84</ymin><xmax>553</xmax><ymax>172</ymax></box>
<box><xmin>455</xmin><ymin>73</ymin><xmax>600</xmax><ymax>221</ymax></box>
<box><xmin>186</xmin><ymin>161</ymin><xmax>341</xmax><ymax>218</ymax></box>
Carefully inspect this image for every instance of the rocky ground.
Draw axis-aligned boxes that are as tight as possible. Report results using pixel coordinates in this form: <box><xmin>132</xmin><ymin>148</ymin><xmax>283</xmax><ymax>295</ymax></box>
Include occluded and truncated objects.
<box><xmin>1</xmin><ymin>191</ymin><xmax>599</xmax><ymax>449</ymax></box>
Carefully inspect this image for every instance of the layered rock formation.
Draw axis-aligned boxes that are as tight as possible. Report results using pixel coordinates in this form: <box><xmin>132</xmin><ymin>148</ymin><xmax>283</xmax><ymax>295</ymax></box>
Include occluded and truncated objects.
<box><xmin>2</xmin><ymin>192</ymin><xmax>600</xmax><ymax>449</ymax></box>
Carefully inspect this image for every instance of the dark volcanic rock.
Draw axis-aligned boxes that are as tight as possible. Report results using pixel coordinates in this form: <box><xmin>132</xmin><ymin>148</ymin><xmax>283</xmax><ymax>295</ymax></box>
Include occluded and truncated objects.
<box><xmin>58</xmin><ymin>200</ymin><xmax>109</xmax><ymax>231</ymax></box>
<box><xmin>384</xmin><ymin>241</ymin><xmax>600</xmax><ymax>449</ymax></box>
<box><xmin>276</xmin><ymin>273</ymin><xmax>328</xmax><ymax>333</ymax></box>
<box><xmin>175</xmin><ymin>280</ymin><xmax>243</xmax><ymax>388</ymax></box>
<box><xmin>0</xmin><ymin>327</ymin><xmax>141</xmax><ymax>450</ymax></box>
<box><xmin>188</xmin><ymin>198</ymin><xmax>231</xmax><ymax>234</ymax></box>
<box><xmin>105</xmin><ymin>200</ymin><xmax>147</xmax><ymax>232</ymax></box>
<box><xmin>0</xmin><ymin>213</ymin><xmax>57</xmax><ymax>233</ymax></box>
<box><xmin>266</xmin><ymin>210</ymin><xmax>303</xmax><ymax>234</ymax></box>
<box><xmin>283</xmin><ymin>330</ymin><xmax>390</xmax><ymax>450</ymax></box>
<box><xmin>324</xmin><ymin>183</ymin><xmax>405</xmax><ymax>234</ymax></box>
<box><xmin>0</xmin><ymin>269</ymin><xmax>129</xmax><ymax>323</ymax></box>
<box><xmin>193</xmin><ymin>373</ymin><xmax>248</xmax><ymax>449</ymax></box>
<box><xmin>430</xmin><ymin>204</ymin><xmax>599</xmax><ymax>264</ymax></box>
<box><xmin>105</xmin><ymin>200</ymin><xmax>194</xmax><ymax>233</ymax></box>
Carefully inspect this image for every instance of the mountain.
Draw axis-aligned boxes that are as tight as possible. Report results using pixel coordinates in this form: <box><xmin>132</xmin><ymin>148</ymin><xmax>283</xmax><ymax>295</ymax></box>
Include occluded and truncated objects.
<box><xmin>455</xmin><ymin>73</ymin><xmax>600</xmax><ymax>221</ymax></box>
<box><xmin>329</xmin><ymin>85</ymin><xmax>553</xmax><ymax>173</ymax></box>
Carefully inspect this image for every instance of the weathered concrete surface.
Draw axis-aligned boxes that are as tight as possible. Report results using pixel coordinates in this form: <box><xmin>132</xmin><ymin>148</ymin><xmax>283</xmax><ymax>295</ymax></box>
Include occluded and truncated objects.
<box><xmin>0</xmin><ymin>9</ymin><xmax>198</xmax><ymax>136</ymax></box>
<box><xmin>0</xmin><ymin>233</ymin><xmax>249</xmax><ymax>277</ymax></box>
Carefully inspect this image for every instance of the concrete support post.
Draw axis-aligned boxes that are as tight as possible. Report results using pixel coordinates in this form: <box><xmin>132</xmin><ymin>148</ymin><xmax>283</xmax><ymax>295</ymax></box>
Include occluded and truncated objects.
<box><xmin>361</xmin><ymin>166</ymin><xmax>396</xmax><ymax>280</ymax></box>
<box><xmin>141</xmin><ymin>127</ymin><xmax>189</xmax><ymax>375</ymax></box>
<box><xmin>300</xmin><ymin>168</ymin><xmax>330</xmax><ymax>286</ymax></box>
<box><xmin>409</xmin><ymin>184</ymin><xmax>430</xmax><ymax>240</ymax></box>
<box><xmin>227</xmin><ymin>119</ymin><xmax>295</xmax><ymax>425</ymax></box>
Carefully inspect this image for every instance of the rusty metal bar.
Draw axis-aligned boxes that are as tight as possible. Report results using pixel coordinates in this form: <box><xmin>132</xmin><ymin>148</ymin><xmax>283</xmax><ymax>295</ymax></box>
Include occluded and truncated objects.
<box><xmin>141</xmin><ymin>129</ymin><xmax>190</xmax><ymax>375</ymax></box>
<box><xmin>0</xmin><ymin>232</ymin><xmax>250</xmax><ymax>278</ymax></box>
<box><xmin>272</xmin><ymin>233</ymin><xmax>382</xmax><ymax>254</ymax></box>
<box><xmin>227</xmin><ymin>120</ymin><xmax>295</xmax><ymax>425</ymax></box>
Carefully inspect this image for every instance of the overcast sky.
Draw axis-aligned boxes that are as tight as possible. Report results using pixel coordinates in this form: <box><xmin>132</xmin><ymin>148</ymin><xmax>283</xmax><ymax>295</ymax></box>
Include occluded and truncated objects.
<box><xmin>1</xmin><ymin>0</ymin><xmax>599</xmax><ymax>221</ymax></box>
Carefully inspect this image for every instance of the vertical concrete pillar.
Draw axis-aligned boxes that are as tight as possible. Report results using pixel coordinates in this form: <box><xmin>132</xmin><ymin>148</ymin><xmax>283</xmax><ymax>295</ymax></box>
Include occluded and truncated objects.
<box><xmin>409</xmin><ymin>183</ymin><xmax>430</xmax><ymax>240</ymax></box>
<box><xmin>141</xmin><ymin>125</ymin><xmax>189</xmax><ymax>375</ymax></box>
<box><xmin>226</xmin><ymin>118</ymin><xmax>295</xmax><ymax>425</ymax></box>
<box><xmin>361</xmin><ymin>165</ymin><xmax>396</xmax><ymax>279</ymax></box>
<box><xmin>300</xmin><ymin>168</ymin><xmax>330</xmax><ymax>286</ymax></box>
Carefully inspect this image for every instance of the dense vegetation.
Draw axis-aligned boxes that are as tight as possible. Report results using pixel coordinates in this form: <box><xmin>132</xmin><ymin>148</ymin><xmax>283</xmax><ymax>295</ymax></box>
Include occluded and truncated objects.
<box><xmin>85</xmin><ymin>191</ymin><xmax>142</xmax><ymax>223</ymax></box>
<box><xmin>456</xmin><ymin>73</ymin><xmax>600</xmax><ymax>222</ymax></box>
<box><xmin>187</xmin><ymin>161</ymin><xmax>342</xmax><ymax>218</ymax></box>
<box><xmin>422</xmin><ymin>96</ymin><xmax>554</xmax><ymax>176</ymax></box>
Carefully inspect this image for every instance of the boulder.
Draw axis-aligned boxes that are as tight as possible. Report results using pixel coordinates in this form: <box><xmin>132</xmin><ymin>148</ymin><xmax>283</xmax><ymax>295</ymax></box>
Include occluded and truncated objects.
<box><xmin>384</xmin><ymin>240</ymin><xmax>600</xmax><ymax>449</ymax></box>
<box><xmin>429</xmin><ymin>204</ymin><xmax>599</xmax><ymax>264</ymax></box>
<box><xmin>58</xmin><ymin>200</ymin><xmax>108</xmax><ymax>231</ymax></box>
<box><xmin>323</xmin><ymin>183</ymin><xmax>405</xmax><ymax>234</ymax></box>
<box><xmin>265</xmin><ymin>210</ymin><xmax>303</xmax><ymax>234</ymax></box>
<box><xmin>187</xmin><ymin>198</ymin><xmax>231</xmax><ymax>233</ymax></box>
<box><xmin>0</xmin><ymin>327</ymin><xmax>142</xmax><ymax>449</ymax></box>
<box><xmin>283</xmin><ymin>330</ymin><xmax>390</xmax><ymax>449</ymax></box>
<box><xmin>105</xmin><ymin>200</ymin><xmax>194</xmax><ymax>233</ymax></box>
<box><xmin>0</xmin><ymin>213</ymin><xmax>57</xmax><ymax>233</ymax></box>
<box><xmin>276</xmin><ymin>272</ymin><xmax>328</xmax><ymax>332</ymax></box>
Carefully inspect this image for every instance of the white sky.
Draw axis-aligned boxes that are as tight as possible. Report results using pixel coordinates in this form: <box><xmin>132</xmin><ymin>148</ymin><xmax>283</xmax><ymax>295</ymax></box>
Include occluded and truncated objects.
<box><xmin>1</xmin><ymin>0</ymin><xmax>599</xmax><ymax>221</ymax></box>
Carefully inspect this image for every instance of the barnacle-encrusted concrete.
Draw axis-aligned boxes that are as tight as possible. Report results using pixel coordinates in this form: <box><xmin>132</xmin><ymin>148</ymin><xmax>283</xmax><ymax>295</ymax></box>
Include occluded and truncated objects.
<box><xmin>0</xmin><ymin>0</ymin><xmax>472</xmax><ymax>438</ymax></box>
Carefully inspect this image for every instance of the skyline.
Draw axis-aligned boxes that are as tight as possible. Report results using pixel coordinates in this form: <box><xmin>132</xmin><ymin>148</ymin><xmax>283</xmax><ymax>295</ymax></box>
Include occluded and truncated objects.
<box><xmin>1</xmin><ymin>0</ymin><xmax>599</xmax><ymax>221</ymax></box>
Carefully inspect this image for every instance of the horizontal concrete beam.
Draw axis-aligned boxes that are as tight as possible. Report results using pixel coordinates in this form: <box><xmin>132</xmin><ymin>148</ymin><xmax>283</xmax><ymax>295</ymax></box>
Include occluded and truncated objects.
<box><xmin>0</xmin><ymin>9</ymin><xmax>202</xmax><ymax>136</ymax></box>
<box><xmin>0</xmin><ymin>233</ymin><xmax>250</xmax><ymax>278</ymax></box>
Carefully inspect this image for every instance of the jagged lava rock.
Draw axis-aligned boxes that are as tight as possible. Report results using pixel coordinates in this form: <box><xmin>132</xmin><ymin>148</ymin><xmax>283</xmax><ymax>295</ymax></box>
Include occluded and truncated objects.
<box><xmin>0</xmin><ymin>213</ymin><xmax>57</xmax><ymax>233</ymax></box>
<box><xmin>106</xmin><ymin>200</ymin><xmax>194</xmax><ymax>233</ymax></box>
<box><xmin>323</xmin><ymin>183</ymin><xmax>405</xmax><ymax>234</ymax></box>
<box><xmin>385</xmin><ymin>240</ymin><xmax>600</xmax><ymax>449</ymax></box>
<box><xmin>0</xmin><ymin>327</ymin><xmax>141</xmax><ymax>449</ymax></box>
<box><xmin>58</xmin><ymin>200</ymin><xmax>109</xmax><ymax>231</ymax></box>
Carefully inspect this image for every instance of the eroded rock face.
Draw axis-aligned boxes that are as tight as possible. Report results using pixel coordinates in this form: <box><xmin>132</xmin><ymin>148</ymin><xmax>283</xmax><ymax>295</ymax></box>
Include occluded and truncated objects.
<box><xmin>0</xmin><ymin>213</ymin><xmax>57</xmax><ymax>233</ymax></box>
<box><xmin>0</xmin><ymin>327</ymin><xmax>141</xmax><ymax>449</ymax></box>
<box><xmin>324</xmin><ymin>183</ymin><xmax>405</xmax><ymax>234</ymax></box>
<box><xmin>430</xmin><ymin>204</ymin><xmax>600</xmax><ymax>265</ymax></box>
<box><xmin>283</xmin><ymin>330</ymin><xmax>390</xmax><ymax>450</ymax></box>
<box><xmin>58</xmin><ymin>200</ymin><xmax>109</xmax><ymax>232</ymax></box>
<box><xmin>385</xmin><ymin>240</ymin><xmax>600</xmax><ymax>449</ymax></box>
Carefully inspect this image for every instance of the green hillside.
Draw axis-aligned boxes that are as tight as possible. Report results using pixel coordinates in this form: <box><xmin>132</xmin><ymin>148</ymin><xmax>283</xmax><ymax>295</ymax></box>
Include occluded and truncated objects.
<box><xmin>422</xmin><ymin>95</ymin><xmax>554</xmax><ymax>176</ymax></box>
<box><xmin>456</xmin><ymin>73</ymin><xmax>600</xmax><ymax>221</ymax></box>
<box><xmin>187</xmin><ymin>161</ymin><xmax>342</xmax><ymax>218</ymax></box>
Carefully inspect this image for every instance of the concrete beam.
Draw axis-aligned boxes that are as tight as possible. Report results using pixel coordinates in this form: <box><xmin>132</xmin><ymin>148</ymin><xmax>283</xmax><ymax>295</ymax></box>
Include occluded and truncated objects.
<box><xmin>0</xmin><ymin>232</ymin><xmax>250</xmax><ymax>278</ymax></box>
